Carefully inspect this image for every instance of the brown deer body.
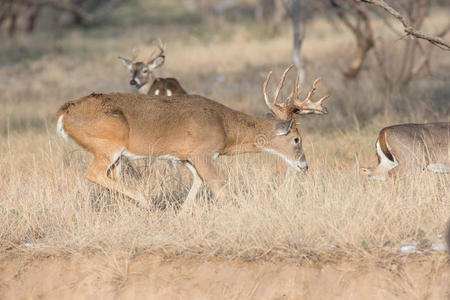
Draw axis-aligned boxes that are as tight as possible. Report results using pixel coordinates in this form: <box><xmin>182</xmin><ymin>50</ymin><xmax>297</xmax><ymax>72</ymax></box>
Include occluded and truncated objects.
<box><xmin>361</xmin><ymin>123</ymin><xmax>450</xmax><ymax>180</ymax></box>
<box><xmin>57</xmin><ymin>66</ymin><xmax>329</xmax><ymax>208</ymax></box>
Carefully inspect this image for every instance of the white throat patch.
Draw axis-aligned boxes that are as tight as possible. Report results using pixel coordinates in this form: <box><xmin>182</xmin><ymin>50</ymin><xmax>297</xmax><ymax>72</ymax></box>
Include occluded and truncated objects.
<box><xmin>263</xmin><ymin>149</ymin><xmax>305</xmax><ymax>171</ymax></box>
<box><xmin>138</xmin><ymin>83</ymin><xmax>151</xmax><ymax>94</ymax></box>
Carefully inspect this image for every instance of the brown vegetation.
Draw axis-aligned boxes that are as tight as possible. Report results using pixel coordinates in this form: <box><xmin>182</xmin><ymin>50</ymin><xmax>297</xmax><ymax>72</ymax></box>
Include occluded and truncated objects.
<box><xmin>0</xmin><ymin>1</ymin><xmax>449</xmax><ymax>297</ymax></box>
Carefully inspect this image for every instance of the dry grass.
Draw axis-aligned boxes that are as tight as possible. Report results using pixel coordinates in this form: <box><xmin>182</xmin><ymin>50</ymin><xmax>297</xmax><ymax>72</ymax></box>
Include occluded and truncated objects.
<box><xmin>0</xmin><ymin>127</ymin><xmax>448</xmax><ymax>260</ymax></box>
<box><xmin>0</xmin><ymin>3</ymin><xmax>449</xmax><ymax>265</ymax></box>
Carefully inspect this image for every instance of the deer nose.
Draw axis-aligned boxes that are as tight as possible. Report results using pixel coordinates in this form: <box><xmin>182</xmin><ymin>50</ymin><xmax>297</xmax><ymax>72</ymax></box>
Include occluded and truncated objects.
<box><xmin>129</xmin><ymin>79</ymin><xmax>137</xmax><ymax>85</ymax></box>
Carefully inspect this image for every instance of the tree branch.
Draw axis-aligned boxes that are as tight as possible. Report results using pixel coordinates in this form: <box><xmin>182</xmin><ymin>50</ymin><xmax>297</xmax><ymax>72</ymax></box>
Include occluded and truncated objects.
<box><xmin>360</xmin><ymin>0</ymin><xmax>450</xmax><ymax>50</ymax></box>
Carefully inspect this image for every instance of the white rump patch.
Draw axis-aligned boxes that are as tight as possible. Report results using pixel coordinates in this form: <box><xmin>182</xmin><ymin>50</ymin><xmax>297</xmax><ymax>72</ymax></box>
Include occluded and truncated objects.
<box><xmin>426</xmin><ymin>163</ymin><xmax>450</xmax><ymax>173</ymax></box>
<box><xmin>376</xmin><ymin>140</ymin><xmax>397</xmax><ymax>170</ymax></box>
<box><xmin>154</xmin><ymin>89</ymin><xmax>160</xmax><ymax>96</ymax></box>
<box><xmin>56</xmin><ymin>115</ymin><xmax>69</xmax><ymax>141</ymax></box>
<box><xmin>166</xmin><ymin>89</ymin><xmax>172</xmax><ymax>96</ymax></box>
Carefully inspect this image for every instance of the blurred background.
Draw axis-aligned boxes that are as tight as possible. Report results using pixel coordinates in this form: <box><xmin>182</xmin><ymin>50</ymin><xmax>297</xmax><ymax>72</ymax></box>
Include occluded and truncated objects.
<box><xmin>0</xmin><ymin>0</ymin><xmax>449</xmax><ymax>136</ymax></box>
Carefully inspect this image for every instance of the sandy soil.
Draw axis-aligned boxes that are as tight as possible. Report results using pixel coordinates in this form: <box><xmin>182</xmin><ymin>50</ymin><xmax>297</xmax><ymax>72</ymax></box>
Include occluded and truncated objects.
<box><xmin>0</xmin><ymin>254</ymin><xmax>449</xmax><ymax>300</ymax></box>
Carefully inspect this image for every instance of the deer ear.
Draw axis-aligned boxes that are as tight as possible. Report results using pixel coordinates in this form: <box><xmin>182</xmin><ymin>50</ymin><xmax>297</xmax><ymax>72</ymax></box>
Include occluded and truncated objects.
<box><xmin>118</xmin><ymin>57</ymin><xmax>132</xmax><ymax>70</ymax></box>
<box><xmin>148</xmin><ymin>56</ymin><xmax>165</xmax><ymax>69</ymax></box>
<box><xmin>275</xmin><ymin>119</ymin><xmax>293</xmax><ymax>136</ymax></box>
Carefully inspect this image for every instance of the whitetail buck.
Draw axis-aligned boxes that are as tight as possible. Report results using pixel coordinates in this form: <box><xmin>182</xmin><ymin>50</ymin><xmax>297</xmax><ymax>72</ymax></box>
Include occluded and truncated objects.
<box><xmin>361</xmin><ymin>123</ymin><xmax>450</xmax><ymax>180</ymax></box>
<box><xmin>56</xmin><ymin>65</ymin><xmax>329</xmax><ymax>208</ymax></box>
<box><xmin>118</xmin><ymin>40</ymin><xmax>187</xmax><ymax>96</ymax></box>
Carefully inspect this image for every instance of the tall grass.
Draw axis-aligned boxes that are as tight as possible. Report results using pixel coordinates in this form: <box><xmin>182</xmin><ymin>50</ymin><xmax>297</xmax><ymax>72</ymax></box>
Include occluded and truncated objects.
<box><xmin>0</xmin><ymin>129</ymin><xmax>448</xmax><ymax>259</ymax></box>
<box><xmin>0</xmin><ymin>8</ymin><xmax>449</xmax><ymax>261</ymax></box>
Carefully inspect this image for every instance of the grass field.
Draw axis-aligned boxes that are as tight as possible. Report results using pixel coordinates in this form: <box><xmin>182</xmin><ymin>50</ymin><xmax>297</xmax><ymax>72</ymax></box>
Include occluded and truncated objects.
<box><xmin>0</xmin><ymin>1</ymin><xmax>449</xmax><ymax>298</ymax></box>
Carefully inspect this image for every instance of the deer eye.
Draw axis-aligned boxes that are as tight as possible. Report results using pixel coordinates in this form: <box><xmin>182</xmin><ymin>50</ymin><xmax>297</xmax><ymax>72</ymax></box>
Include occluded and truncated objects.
<box><xmin>142</xmin><ymin>69</ymin><xmax>148</xmax><ymax>74</ymax></box>
<box><xmin>293</xmin><ymin>137</ymin><xmax>300</xmax><ymax>144</ymax></box>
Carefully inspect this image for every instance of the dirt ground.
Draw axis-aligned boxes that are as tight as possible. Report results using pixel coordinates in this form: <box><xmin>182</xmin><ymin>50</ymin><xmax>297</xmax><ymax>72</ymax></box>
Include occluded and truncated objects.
<box><xmin>0</xmin><ymin>254</ymin><xmax>449</xmax><ymax>300</ymax></box>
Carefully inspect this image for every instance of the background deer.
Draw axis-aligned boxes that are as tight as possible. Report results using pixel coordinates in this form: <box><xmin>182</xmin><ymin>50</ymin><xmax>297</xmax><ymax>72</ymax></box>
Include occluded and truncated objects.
<box><xmin>118</xmin><ymin>40</ymin><xmax>187</xmax><ymax>96</ymax></box>
<box><xmin>361</xmin><ymin>123</ymin><xmax>450</xmax><ymax>180</ymax></box>
<box><xmin>56</xmin><ymin>65</ymin><xmax>329</xmax><ymax>208</ymax></box>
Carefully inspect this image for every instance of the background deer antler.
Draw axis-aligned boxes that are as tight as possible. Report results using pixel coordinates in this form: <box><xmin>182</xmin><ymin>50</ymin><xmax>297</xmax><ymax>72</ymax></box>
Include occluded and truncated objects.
<box><xmin>130</xmin><ymin>39</ymin><xmax>166</xmax><ymax>64</ymax></box>
<box><xmin>263</xmin><ymin>65</ymin><xmax>329</xmax><ymax>120</ymax></box>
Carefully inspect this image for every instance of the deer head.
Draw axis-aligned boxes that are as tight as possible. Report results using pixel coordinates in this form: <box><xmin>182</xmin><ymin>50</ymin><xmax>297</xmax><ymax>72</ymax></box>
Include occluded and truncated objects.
<box><xmin>118</xmin><ymin>39</ymin><xmax>166</xmax><ymax>93</ymax></box>
<box><xmin>259</xmin><ymin>65</ymin><xmax>329</xmax><ymax>172</ymax></box>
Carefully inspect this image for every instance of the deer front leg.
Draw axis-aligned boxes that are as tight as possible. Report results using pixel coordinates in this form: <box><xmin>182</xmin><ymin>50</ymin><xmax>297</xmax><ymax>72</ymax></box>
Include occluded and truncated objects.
<box><xmin>187</xmin><ymin>156</ymin><xmax>226</xmax><ymax>205</ymax></box>
<box><xmin>183</xmin><ymin>162</ymin><xmax>203</xmax><ymax>209</ymax></box>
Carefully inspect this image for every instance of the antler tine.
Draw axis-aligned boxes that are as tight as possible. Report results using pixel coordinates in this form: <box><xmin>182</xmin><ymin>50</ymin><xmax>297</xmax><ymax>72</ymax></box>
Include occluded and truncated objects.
<box><xmin>273</xmin><ymin>64</ymin><xmax>294</xmax><ymax>106</ymax></box>
<box><xmin>131</xmin><ymin>47</ymin><xmax>138</xmax><ymax>61</ymax></box>
<box><xmin>293</xmin><ymin>72</ymin><xmax>300</xmax><ymax>99</ymax></box>
<box><xmin>153</xmin><ymin>38</ymin><xmax>165</xmax><ymax>56</ymax></box>
<box><xmin>304</xmin><ymin>77</ymin><xmax>320</xmax><ymax>102</ymax></box>
<box><xmin>292</xmin><ymin>77</ymin><xmax>329</xmax><ymax>115</ymax></box>
<box><xmin>263</xmin><ymin>71</ymin><xmax>274</xmax><ymax>110</ymax></box>
<box><xmin>317</xmin><ymin>95</ymin><xmax>329</xmax><ymax>105</ymax></box>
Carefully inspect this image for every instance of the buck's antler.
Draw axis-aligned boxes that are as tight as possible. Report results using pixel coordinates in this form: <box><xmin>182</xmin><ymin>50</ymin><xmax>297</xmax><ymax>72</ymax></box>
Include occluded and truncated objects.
<box><xmin>291</xmin><ymin>78</ymin><xmax>329</xmax><ymax>115</ymax></box>
<box><xmin>263</xmin><ymin>65</ymin><xmax>329</xmax><ymax>120</ymax></box>
<box><xmin>153</xmin><ymin>38</ymin><xmax>165</xmax><ymax>56</ymax></box>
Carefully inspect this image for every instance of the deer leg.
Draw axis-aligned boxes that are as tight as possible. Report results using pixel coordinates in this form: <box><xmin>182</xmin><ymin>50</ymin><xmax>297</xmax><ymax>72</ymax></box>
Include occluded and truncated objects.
<box><xmin>425</xmin><ymin>163</ymin><xmax>450</xmax><ymax>173</ymax></box>
<box><xmin>86</xmin><ymin>154</ymin><xmax>147</xmax><ymax>209</ymax></box>
<box><xmin>388</xmin><ymin>144</ymin><xmax>427</xmax><ymax>178</ymax></box>
<box><xmin>189</xmin><ymin>156</ymin><xmax>226</xmax><ymax>204</ymax></box>
<box><xmin>183</xmin><ymin>162</ymin><xmax>203</xmax><ymax>208</ymax></box>
<box><xmin>117</xmin><ymin>156</ymin><xmax>142</xmax><ymax>180</ymax></box>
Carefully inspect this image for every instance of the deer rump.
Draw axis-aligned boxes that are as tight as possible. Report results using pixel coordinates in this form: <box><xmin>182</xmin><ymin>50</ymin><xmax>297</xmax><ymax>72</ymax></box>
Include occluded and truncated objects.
<box><xmin>376</xmin><ymin>123</ymin><xmax>450</xmax><ymax>173</ymax></box>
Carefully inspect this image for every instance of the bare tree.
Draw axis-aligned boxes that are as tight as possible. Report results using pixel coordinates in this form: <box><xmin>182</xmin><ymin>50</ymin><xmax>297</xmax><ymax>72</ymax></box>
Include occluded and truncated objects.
<box><xmin>0</xmin><ymin>0</ymin><xmax>121</xmax><ymax>36</ymax></box>
<box><xmin>282</xmin><ymin>0</ymin><xmax>309</xmax><ymax>83</ymax></box>
<box><xmin>372</xmin><ymin>0</ymin><xmax>449</xmax><ymax>85</ymax></box>
<box><xmin>332</xmin><ymin>0</ymin><xmax>449</xmax><ymax>84</ymax></box>
<box><xmin>331</xmin><ymin>0</ymin><xmax>374</xmax><ymax>78</ymax></box>
<box><xmin>360</xmin><ymin>0</ymin><xmax>450</xmax><ymax>50</ymax></box>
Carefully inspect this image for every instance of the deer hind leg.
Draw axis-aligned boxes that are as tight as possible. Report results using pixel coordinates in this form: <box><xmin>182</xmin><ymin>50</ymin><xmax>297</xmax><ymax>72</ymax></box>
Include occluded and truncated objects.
<box><xmin>86</xmin><ymin>150</ymin><xmax>147</xmax><ymax>209</ymax></box>
<box><xmin>115</xmin><ymin>156</ymin><xmax>142</xmax><ymax>180</ymax></box>
<box><xmin>388</xmin><ymin>140</ymin><xmax>428</xmax><ymax>178</ymax></box>
<box><xmin>425</xmin><ymin>163</ymin><xmax>450</xmax><ymax>173</ymax></box>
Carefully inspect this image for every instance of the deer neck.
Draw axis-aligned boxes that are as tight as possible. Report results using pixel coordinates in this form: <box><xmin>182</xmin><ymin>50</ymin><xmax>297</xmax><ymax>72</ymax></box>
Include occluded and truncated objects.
<box><xmin>138</xmin><ymin>82</ymin><xmax>151</xmax><ymax>94</ymax></box>
<box><xmin>138</xmin><ymin>73</ymin><xmax>155</xmax><ymax>95</ymax></box>
<box><xmin>224</xmin><ymin>114</ymin><xmax>273</xmax><ymax>155</ymax></box>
